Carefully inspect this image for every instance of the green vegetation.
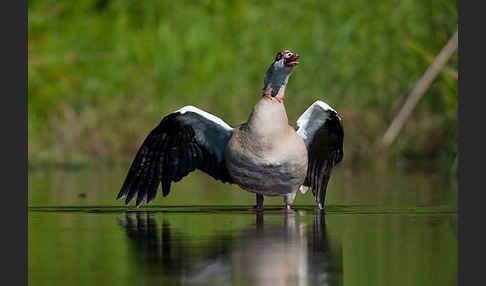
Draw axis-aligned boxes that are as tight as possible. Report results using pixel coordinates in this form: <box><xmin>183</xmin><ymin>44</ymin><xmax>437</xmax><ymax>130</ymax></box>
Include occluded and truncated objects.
<box><xmin>28</xmin><ymin>0</ymin><xmax>457</xmax><ymax>173</ymax></box>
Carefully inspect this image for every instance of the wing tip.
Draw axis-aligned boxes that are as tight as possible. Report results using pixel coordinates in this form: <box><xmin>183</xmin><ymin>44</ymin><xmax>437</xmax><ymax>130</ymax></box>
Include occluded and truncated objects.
<box><xmin>135</xmin><ymin>197</ymin><xmax>144</xmax><ymax>208</ymax></box>
<box><xmin>146</xmin><ymin>201</ymin><xmax>154</xmax><ymax>207</ymax></box>
<box><xmin>116</xmin><ymin>189</ymin><xmax>126</xmax><ymax>201</ymax></box>
<box><xmin>125</xmin><ymin>195</ymin><xmax>135</xmax><ymax>206</ymax></box>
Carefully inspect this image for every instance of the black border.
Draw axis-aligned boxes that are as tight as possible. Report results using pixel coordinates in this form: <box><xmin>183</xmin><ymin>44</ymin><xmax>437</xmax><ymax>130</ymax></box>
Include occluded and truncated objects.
<box><xmin>459</xmin><ymin>1</ymin><xmax>483</xmax><ymax>286</ymax></box>
<box><xmin>2</xmin><ymin>0</ymin><xmax>28</xmax><ymax>285</ymax></box>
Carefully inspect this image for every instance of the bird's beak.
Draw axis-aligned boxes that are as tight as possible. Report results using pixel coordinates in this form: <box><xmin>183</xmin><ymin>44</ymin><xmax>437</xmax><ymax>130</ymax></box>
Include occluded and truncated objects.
<box><xmin>285</xmin><ymin>53</ymin><xmax>300</xmax><ymax>67</ymax></box>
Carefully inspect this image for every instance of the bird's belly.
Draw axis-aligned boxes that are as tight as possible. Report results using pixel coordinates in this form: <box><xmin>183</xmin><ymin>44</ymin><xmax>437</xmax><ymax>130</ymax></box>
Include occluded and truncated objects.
<box><xmin>225</xmin><ymin>153</ymin><xmax>307</xmax><ymax>196</ymax></box>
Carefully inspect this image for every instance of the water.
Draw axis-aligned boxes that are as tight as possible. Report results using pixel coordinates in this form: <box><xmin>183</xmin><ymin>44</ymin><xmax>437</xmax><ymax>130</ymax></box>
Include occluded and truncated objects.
<box><xmin>28</xmin><ymin>167</ymin><xmax>457</xmax><ymax>286</ymax></box>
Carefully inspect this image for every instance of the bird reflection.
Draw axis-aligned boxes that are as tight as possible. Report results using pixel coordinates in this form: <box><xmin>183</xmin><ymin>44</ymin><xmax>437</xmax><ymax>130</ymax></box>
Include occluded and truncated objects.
<box><xmin>118</xmin><ymin>210</ymin><xmax>339</xmax><ymax>286</ymax></box>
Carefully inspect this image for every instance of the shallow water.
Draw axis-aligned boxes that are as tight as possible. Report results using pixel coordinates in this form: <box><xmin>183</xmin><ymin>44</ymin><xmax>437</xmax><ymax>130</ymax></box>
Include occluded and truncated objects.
<box><xmin>28</xmin><ymin>167</ymin><xmax>457</xmax><ymax>286</ymax></box>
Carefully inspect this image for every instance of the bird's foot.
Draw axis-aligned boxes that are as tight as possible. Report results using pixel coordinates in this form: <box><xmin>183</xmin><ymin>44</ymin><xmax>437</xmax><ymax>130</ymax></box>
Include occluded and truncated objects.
<box><xmin>248</xmin><ymin>206</ymin><xmax>264</xmax><ymax>212</ymax></box>
<box><xmin>249</xmin><ymin>194</ymin><xmax>264</xmax><ymax>211</ymax></box>
<box><xmin>282</xmin><ymin>204</ymin><xmax>295</xmax><ymax>212</ymax></box>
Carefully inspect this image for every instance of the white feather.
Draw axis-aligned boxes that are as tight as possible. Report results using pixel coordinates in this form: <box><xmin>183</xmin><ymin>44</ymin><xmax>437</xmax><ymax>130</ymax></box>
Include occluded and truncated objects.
<box><xmin>299</xmin><ymin>185</ymin><xmax>309</xmax><ymax>194</ymax></box>
<box><xmin>296</xmin><ymin>101</ymin><xmax>337</xmax><ymax>140</ymax></box>
<box><xmin>314</xmin><ymin>100</ymin><xmax>336</xmax><ymax>113</ymax></box>
<box><xmin>176</xmin><ymin>106</ymin><xmax>233</xmax><ymax>131</ymax></box>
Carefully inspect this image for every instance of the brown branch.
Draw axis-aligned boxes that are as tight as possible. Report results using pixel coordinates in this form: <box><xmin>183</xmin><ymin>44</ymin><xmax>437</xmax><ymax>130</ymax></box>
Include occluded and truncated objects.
<box><xmin>381</xmin><ymin>29</ymin><xmax>458</xmax><ymax>148</ymax></box>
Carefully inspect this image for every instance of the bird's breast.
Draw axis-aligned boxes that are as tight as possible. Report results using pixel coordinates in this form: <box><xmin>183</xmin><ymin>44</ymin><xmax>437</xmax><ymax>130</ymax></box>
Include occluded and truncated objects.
<box><xmin>225</xmin><ymin>127</ymin><xmax>308</xmax><ymax>195</ymax></box>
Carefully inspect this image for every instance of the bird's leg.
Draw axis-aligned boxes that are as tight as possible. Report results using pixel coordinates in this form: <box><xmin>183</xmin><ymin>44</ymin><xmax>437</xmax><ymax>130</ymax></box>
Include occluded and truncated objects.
<box><xmin>250</xmin><ymin>193</ymin><xmax>264</xmax><ymax>211</ymax></box>
<box><xmin>283</xmin><ymin>191</ymin><xmax>296</xmax><ymax>211</ymax></box>
<box><xmin>256</xmin><ymin>193</ymin><xmax>264</xmax><ymax>209</ymax></box>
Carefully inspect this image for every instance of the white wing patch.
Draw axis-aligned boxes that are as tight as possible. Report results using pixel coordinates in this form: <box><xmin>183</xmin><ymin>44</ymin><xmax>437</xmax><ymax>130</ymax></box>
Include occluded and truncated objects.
<box><xmin>296</xmin><ymin>100</ymin><xmax>338</xmax><ymax>140</ymax></box>
<box><xmin>314</xmin><ymin>100</ymin><xmax>337</xmax><ymax>113</ymax></box>
<box><xmin>176</xmin><ymin>106</ymin><xmax>233</xmax><ymax>131</ymax></box>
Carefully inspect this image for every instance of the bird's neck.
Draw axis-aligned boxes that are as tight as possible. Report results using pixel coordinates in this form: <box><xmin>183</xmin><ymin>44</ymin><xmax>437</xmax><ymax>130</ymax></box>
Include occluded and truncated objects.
<box><xmin>247</xmin><ymin>97</ymin><xmax>289</xmax><ymax>138</ymax></box>
<box><xmin>262</xmin><ymin>85</ymin><xmax>286</xmax><ymax>103</ymax></box>
<box><xmin>262</xmin><ymin>64</ymin><xmax>292</xmax><ymax>103</ymax></box>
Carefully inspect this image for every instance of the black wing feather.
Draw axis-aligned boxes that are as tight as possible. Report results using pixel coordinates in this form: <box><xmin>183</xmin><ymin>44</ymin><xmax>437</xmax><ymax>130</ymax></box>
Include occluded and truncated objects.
<box><xmin>117</xmin><ymin>108</ymin><xmax>234</xmax><ymax>207</ymax></box>
<box><xmin>297</xmin><ymin>101</ymin><xmax>344</xmax><ymax>209</ymax></box>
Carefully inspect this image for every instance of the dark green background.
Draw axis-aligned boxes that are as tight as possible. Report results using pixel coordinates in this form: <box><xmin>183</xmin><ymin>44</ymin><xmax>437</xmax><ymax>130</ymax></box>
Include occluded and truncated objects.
<box><xmin>28</xmin><ymin>0</ymin><xmax>458</xmax><ymax>173</ymax></box>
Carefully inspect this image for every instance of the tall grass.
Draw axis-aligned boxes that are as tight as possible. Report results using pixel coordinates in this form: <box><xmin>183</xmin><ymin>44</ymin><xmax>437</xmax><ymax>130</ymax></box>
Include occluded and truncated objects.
<box><xmin>28</xmin><ymin>0</ymin><xmax>457</xmax><ymax>172</ymax></box>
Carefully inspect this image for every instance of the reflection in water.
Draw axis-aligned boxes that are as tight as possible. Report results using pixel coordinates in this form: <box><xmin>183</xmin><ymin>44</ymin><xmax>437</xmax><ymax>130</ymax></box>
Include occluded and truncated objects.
<box><xmin>118</xmin><ymin>211</ymin><xmax>339</xmax><ymax>286</ymax></box>
<box><xmin>231</xmin><ymin>212</ymin><xmax>333</xmax><ymax>286</ymax></box>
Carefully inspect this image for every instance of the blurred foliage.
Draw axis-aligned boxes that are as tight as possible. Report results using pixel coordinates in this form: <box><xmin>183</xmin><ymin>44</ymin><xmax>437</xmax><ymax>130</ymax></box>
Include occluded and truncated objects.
<box><xmin>28</xmin><ymin>0</ymin><xmax>458</xmax><ymax>173</ymax></box>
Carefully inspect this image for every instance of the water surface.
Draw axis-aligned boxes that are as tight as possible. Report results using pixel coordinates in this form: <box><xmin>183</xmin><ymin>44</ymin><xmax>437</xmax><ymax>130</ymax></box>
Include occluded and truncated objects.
<box><xmin>28</xmin><ymin>167</ymin><xmax>457</xmax><ymax>285</ymax></box>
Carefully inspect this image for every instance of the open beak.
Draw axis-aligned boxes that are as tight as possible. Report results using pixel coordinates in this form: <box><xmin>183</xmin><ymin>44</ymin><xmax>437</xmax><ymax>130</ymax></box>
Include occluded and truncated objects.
<box><xmin>285</xmin><ymin>53</ymin><xmax>300</xmax><ymax>67</ymax></box>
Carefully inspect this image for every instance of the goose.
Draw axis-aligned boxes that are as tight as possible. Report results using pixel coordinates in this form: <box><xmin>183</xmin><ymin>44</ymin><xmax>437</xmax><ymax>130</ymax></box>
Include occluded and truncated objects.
<box><xmin>116</xmin><ymin>50</ymin><xmax>344</xmax><ymax>210</ymax></box>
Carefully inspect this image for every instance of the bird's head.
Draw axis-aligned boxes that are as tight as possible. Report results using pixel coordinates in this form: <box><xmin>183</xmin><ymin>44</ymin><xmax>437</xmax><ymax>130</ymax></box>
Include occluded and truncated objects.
<box><xmin>273</xmin><ymin>50</ymin><xmax>300</xmax><ymax>68</ymax></box>
<box><xmin>263</xmin><ymin>50</ymin><xmax>300</xmax><ymax>99</ymax></box>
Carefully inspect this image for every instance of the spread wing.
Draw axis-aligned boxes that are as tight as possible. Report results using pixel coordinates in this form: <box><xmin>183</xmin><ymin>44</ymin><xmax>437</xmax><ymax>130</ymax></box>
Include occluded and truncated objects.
<box><xmin>296</xmin><ymin>101</ymin><xmax>344</xmax><ymax>209</ymax></box>
<box><xmin>116</xmin><ymin>106</ymin><xmax>234</xmax><ymax>207</ymax></box>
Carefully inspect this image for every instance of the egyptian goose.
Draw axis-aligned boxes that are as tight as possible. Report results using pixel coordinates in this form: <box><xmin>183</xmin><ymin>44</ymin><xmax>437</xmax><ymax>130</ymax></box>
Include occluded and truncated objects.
<box><xmin>116</xmin><ymin>50</ymin><xmax>344</xmax><ymax>210</ymax></box>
